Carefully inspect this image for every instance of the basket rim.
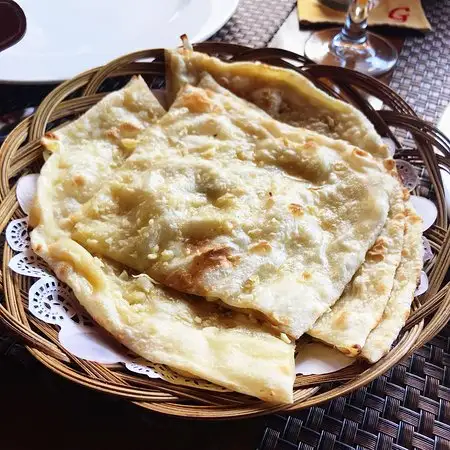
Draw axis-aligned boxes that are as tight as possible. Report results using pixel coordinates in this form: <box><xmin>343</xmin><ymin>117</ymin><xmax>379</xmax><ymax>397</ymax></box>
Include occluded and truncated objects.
<box><xmin>1</xmin><ymin>43</ymin><xmax>450</xmax><ymax>419</ymax></box>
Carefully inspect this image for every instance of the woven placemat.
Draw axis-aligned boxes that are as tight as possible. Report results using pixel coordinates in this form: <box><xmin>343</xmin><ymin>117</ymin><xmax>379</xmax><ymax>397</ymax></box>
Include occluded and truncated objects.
<box><xmin>390</xmin><ymin>0</ymin><xmax>450</xmax><ymax>143</ymax></box>
<box><xmin>258</xmin><ymin>324</ymin><xmax>450</xmax><ymax>450</ymax></box>
<box><xmin>211</xmin><ymin>0</ymin><xmax>296</xmax><ymax>47</ymax></box>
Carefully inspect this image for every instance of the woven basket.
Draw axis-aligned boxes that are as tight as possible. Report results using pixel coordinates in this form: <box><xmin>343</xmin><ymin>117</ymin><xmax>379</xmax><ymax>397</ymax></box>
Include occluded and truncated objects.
<box><xmin>1</xmin><ymin>43</ymin><xmax>449</xmax><ymax>420</ymax></box>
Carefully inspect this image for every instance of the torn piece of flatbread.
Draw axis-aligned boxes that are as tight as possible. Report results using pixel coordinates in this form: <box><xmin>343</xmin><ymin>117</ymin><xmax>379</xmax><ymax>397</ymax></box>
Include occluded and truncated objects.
<box><xmin>165</xmin><ymin>48</ymin><xmax>387</xmax><ymax>157</ymax></box>
<box><xmin>71</xmin><ymin>76</ymin><xmax>396</xmax><ymax>339</ymax></box>
<box><xmin>361</xmin><ymin>201</ymin><xmax>423</xmax><ymax>363</ymax></box>
<box><xmin>308</xmin><ymin>181</ymin><xmax>406</xmax><ymax>356</ymax></box>
<box><xmin>30</xmin><ymin>77</ymin><xmax>296</xmax><ymax>403</ymax></box>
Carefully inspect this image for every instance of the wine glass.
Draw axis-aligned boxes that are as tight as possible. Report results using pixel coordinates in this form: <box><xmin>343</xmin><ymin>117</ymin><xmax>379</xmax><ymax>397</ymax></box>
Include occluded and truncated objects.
<box><xmin>304</xmin><ymin>0</ymin><xmax>398</xmax><ymax>77</ymax></box>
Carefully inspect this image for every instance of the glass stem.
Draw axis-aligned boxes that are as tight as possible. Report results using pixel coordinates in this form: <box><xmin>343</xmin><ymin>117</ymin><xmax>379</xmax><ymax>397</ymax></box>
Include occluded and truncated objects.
<box><xmin>340</xmin><ymin>0</ymin><xmax>370</xmax><ymax>44</ymax></box>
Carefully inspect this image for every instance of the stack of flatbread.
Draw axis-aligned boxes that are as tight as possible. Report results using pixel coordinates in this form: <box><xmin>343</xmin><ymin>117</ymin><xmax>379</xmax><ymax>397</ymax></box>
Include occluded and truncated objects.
<box><xmin>29</xmin><ymin>46</ymin><xmax>423</xmax><ymax>404</ymax></box>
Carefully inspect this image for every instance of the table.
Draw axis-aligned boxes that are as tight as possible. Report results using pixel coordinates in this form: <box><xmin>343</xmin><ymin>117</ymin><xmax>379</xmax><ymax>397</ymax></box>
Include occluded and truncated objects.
<box><xmin>1</xmin><ymin>1</ymin><xmax>449</xmax><ymax>449</ymax></box>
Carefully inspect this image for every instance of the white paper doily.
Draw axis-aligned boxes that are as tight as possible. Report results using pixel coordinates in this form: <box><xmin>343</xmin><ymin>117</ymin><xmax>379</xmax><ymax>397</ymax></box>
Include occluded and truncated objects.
<box><xmin>9</xmin><ymin>249</ymin><xmax>51</xmax><ymax>278</ymax></box>
<box><xmin>6</xmin><ymin>218</ymin><xmax>30</xmax><ymax>251</ymax></box>
<box><xmin>295</xmin><ymin>342</ymin><xmax>354</xmax><ymax>375</ymax></box>
<box><xmin>422</xmin><ymin>236</ymin><xmax>433</xmax><ymax>262</ymax></box>
<box><xmin>381</xmin><ymin>137</ymin><xmax>396</xmax><ymax>157</ymax></box>
<box><xmin>415</xmin><ymin>271</ymin><xmax>429</xmax><ymax>297</ymax></box>
<box><xmin>17</xmin><ymin>174</ymin><xmax>39</xmax><ymax>214</ymax></box>
<box><xmin>395</xmin><ymin>159</ymin><xmax>419</xmax><ymax>192</ymax></box>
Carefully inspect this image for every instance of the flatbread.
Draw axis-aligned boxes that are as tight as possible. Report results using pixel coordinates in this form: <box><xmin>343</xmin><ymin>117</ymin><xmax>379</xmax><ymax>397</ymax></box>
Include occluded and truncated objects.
<box><xmin>309</xmin><ymin>181</ymin><xmax>406</xmax><ymax>355</ymax></box>
<box><xmin>188</xmin><ymin>69</ymin><xmax>414</xmax><ymax>360</ymax></box>
<box><xmin>71</xmin><ymin>76</ymin><xmax>396</xmax><ymax>339</ymax></box>
<box><xmin>165</xmin><ymin>49</ymin><xmax>387</xmax><ymax>157</ymax></box>
<box><xmin>35</xmin><ymin>75</ymin><xmax>165</xmax><ymax>236</ymax></box>
<box><xmin>34</xmin><ymin>239</ymin><xmax>296</xmax><ymax>402</ymax></box>
<box><xmin>165</xmin><ymin>48</ymin><xmax>424</xmax><ymax>362</ymax></box>
<box><xmin>361</xmin><ymin>201</ymin><xmax>423</xmax><ymax>363</ymax></box>
<box><xmin>30</xmin><ymin>77</ymin><xmax>296</xmax><ymax>403</ymax></box>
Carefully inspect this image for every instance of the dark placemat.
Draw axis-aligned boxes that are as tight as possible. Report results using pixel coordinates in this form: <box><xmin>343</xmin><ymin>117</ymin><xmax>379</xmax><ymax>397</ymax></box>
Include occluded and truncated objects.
<box><xmin>258</xmin><ymin>324</ymin><xmax>450</xmax><ymax>450</ymax></box>
<box><xmin>389</xmin><ymin>0</ymin><xmax>450</xmax><ymax>143</ymax></box>
<box><xmin>0</xmin><ymin>331</ymin><xmax>266</xmax><ymax>450</ymax></box>
<box><xmin>0</xmin><ymin>84</ymin><xmax>54</xmax><ymax>116</ymax></box>
<box><xmin>211</xmin><ymin>0</ymin><xmax>296</xmax><ymax>47</ymax></box>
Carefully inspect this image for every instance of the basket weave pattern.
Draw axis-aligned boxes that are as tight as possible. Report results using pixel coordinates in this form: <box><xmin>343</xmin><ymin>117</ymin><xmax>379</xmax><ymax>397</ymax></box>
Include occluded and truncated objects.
<box><xmin>0</xmin><ymin>43</ymin><xmax>449</xmax><ymax>419</ymax></box>
<box><xmin>259</xmin><ymin>326</ymin><xmax>450</xmax><ymax>449</ymax></box>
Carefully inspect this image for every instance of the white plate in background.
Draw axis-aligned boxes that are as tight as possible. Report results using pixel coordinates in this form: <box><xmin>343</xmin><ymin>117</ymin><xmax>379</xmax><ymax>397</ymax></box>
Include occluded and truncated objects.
<box><xmin>0</xmin><ymin>0</ymin><xmax>239</xmax><ymax>83</ymax></box>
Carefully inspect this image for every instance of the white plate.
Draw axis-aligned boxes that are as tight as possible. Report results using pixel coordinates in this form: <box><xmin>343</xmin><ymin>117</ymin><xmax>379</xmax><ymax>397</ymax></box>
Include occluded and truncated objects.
<box><xmin>0</xmin><ymin>0</ymin><xmax>239</xmax><ymax>83</ymax></box>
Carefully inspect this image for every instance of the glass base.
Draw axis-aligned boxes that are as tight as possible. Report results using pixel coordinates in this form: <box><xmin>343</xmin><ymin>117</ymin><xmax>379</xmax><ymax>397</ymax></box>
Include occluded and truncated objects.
<box><xmin>304</xmin><ymin>28</ymin><xmax>398</xmax><ymax>77</ymax></box>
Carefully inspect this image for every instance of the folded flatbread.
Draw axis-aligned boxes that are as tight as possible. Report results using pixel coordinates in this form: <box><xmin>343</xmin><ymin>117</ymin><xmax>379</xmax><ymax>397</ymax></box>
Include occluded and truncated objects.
<box><xmin>164</xmin><ymin>49</ymin><xmax>423</xmax><ymax>361</ymax></box>
<box><xmin>308</xmin><ymin>181</ymin><xmax>406</xmax><ymax>355</ymax></box>
<box><xmin>165</xmin><ymin>48</ymin><xmax>387</xmax><ymax>157</ymax></box>
<box><xmin>361</xmin><ymin>200</ymin><xmax>423</xmax><ymax>362</ymax></box>
<box><xmin>71</xmin><ymin>76</ymin><xmax>396</xmax><ymax>339</ymax></box>
<box><xmin>38</xmin><ymin>75</ymin><xmax>165</xmax><ymax>235</ymax></box>
<box><xmin>30</xmin><ymin>76</ymin><xmax>296</xmax><ymax>403</ymax></box>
